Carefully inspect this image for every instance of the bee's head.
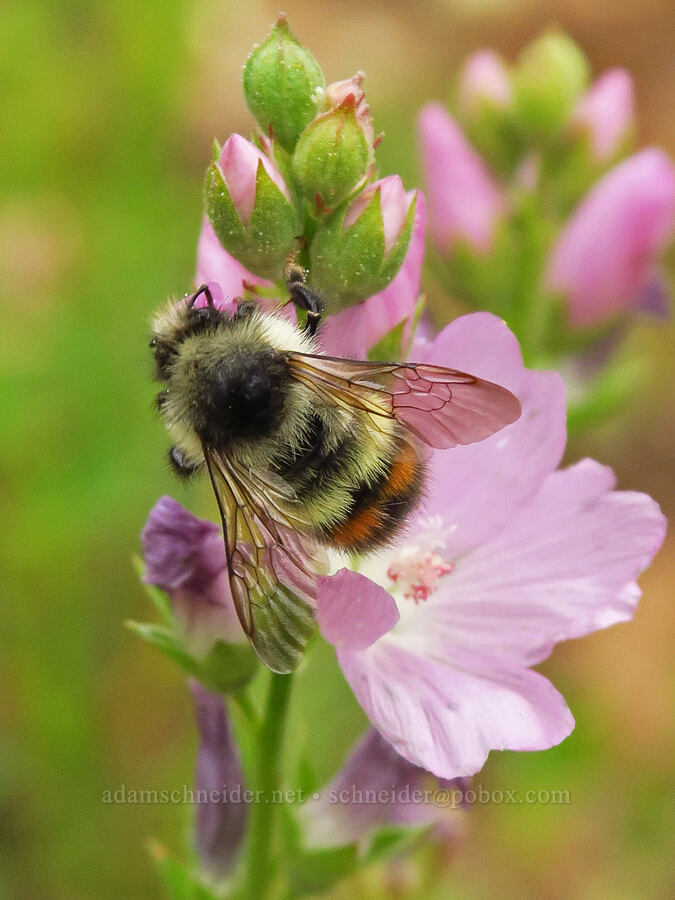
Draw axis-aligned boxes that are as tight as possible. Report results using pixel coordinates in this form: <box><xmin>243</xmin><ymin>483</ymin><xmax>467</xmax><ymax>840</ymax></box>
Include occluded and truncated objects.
<box><xmin>193</xmin><ymin>345</ymin><xmax>290</xmax><ymax>449</ymax></box>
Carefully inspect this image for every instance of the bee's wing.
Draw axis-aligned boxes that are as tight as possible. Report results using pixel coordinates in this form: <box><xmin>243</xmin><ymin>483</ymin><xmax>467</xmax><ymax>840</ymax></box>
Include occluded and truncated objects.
<box><xmin>286</xmin><ymin>353</ymin><xmax>521</xmax><ymax>449</ymax></box>
<box><xmin>203</xmin><ymin>447</ymin><xmax>320</xmax><ymax>674</ymax></box>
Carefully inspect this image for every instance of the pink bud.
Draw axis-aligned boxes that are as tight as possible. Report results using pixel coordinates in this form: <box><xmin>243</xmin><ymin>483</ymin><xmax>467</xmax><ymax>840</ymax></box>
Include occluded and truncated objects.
<box><xmin>418</xmin><ymin>103</ymin><xmax>505</xmax><ymax>254</ymax></box>
<box><xmin>320</xmin><ymin>191</ymin><xmax>426</xmax><ymax>358</ymax></box>
<box><xmin>546</xmin><ymin>148</ymin><xmax>675</xmax><ymax>327</ymax></box>
<box><xmin>343</xmin><ymin>175</ymin><xmax>413</xmax><ymax>254</ymax></box>
<box><xmin>217</xmin><ymin>134</ymin><xmax>291</xmax><ymax>226</ymax></box>
<box><xmin>572</xmin><ymin>68</ymin><xmax>635</xmax><ymax>162</ymax></box>
<box><xmin>324</xmin><ymin>71</ymin><xmax>375</xmax><ymax>146</ymax></box>
<box><xmin>458</xmin><ymin>50</ymin><xmax>512</xmax><ymax>115</ymax></box>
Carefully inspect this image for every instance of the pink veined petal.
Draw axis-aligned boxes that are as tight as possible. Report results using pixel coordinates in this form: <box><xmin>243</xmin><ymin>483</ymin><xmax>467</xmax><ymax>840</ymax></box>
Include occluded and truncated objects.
<box><xmin>337</xmin><ymin>641</ymin><xmax>574</xmax><ymax>779</ymax></box>
<box><xmin>411</xmin><ymin>313</ymin><xmax>567</xmax><ymax>557</ymax></box>
<box><xmin>319</xmin><ymin>191</ymin><xmax>426</xmax><ymax>358</ymax></box>
<box><xmin>196</xmin><ymin>217</ymin><xmax>271</xmax><ymax>300</ymax></box>
<box><xmin>421</xmin><ymin>458</ymin><xmax>667</xmax><ymax>667</ymax></box>
<box><xmin>316</xmin><ymin>569</ymin><xmax>400</xmax><ymax>653</ymax></box>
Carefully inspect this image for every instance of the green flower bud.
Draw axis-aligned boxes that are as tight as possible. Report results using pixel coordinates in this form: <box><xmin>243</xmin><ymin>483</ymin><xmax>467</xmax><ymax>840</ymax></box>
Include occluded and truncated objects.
<box><xmin>514</xmin><ymin>31</ymin><xmax>590</xmax><ymax>138</ymax></box>
<box><xmin>243</xmin><ymin>15</ymin><xmax>325</xmax><ymax>153</ymax></box>
<box><xmin>310</xmin><ymin>176</ymin><xmax>417</xmax><ymax>308</ymax></box>
<box><xmin>204</xmin><ymin>134</ymin><xmax>299</xmax><ymax>281</ymax></box>
<box><xmin>292</xmin><ymin>95</ymin><xmax>374</xmax><ymax>210</ymax></box>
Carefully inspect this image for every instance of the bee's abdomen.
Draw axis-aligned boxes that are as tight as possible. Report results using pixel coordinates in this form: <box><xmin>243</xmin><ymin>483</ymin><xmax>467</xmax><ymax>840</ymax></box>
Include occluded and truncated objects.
<box><xmin>321</xmin><ymin>435</ymin><xmax>426</xmax><ymax>554</ymax></box>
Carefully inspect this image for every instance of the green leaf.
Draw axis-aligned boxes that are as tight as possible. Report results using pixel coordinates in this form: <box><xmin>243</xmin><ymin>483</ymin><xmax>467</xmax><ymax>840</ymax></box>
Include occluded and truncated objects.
<box><xmin>362</xmin><ymin>823</ymin><xmax>430</xmax><ymax>866</ymax></box>
<box><xmin>287</xmin><ymin>843</ymin><xmax>359</xmax><ymax>896</ymax></box>
<box><xmin>125</xmin><ymin>621</ymin><xmax>199</xmax><ymax>675</ymax></box>
<box><xmin>147</xmin><ymin>841</ymin><xmax>220</xmax><ymax>900</ymax></box>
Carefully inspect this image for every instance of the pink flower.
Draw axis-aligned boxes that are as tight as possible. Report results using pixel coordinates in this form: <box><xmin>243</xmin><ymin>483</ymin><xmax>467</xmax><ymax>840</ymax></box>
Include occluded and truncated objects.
<box><xmin>316</xmin><ymin>313</ymin><xmax>666</xmax><ymax>779</ymax></box>
<box><xmin>141</xmin><ymin>496</ymin><xmax>243</xmax><ymax>656</ymax></box>
<box><xmin>299</xmin><ymin>728</ymin><xmax>467</xmax><ymax>848</ymax></box>
<box><xmin>458</xmin><ymin>50</ymin><xmax>512</xmax><ymax>115</ymax></box>
<box><xmin>546</xmin><ymin>148</ymin><xmax>675</xmax><ymax>327</ymax></box>
<box><xmin>418</xmin><ymin>103</ymin><xmax>505</xmax><ymax>254</ymax></box>
<box><xmin>319</xmin><ymin>188</ymin><xmax>426</xmax><ymax>358</ymax></box>
<box><xmin>572</xmin><ymin>68</ymin><xmax>634</xmax><ymax>163</ymax></box>
<box><xmin>217</xmin><ymin>133</ymin><xmax>291</xmax><ymax>227</ymax></box>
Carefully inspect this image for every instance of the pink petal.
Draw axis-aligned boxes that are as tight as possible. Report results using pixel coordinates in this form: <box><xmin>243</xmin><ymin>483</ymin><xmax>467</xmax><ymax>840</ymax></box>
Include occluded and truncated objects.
<box><xmin>546</xmin><ymin>148</ymin><xmax>675</xmax><ymax>327</ymax></box>
<box><xmin>430</xmin><ymin>458</ymin><xmax>667</xmax><ymax>666</ymax></box>
<box><xmin>218</xmin><ymin>134</ymin><xmax>291</xmax><ymax>226</ymax></box>
<box><xmin>317</xmin><ymin>568</ymin><xmax>399</xmax><ymax>653</ymax></box>
<box><xmin>413</xmin><ymin>313</ymin><xmax>567</xmax><ymax>557</ymax></box>
<box><xmin>572</xmin><ymin>68</ymin><xmax>634</xmax><ymax>163</ymax></box>
<box><xmin>418</xmin><ymin>103</ymin><xmax>505</xmax><ymax>254</ymax></box>
<box><xmin>196</xmin><ymin>217</ymin><xmax>271</xmax><ymax>301</ymax></box>
<box><xmin>319</xmin><ymin>192</ymin><xmax>426</xmax><ymax>358</ymax></box>
<box><xmin>337</xmin><ymin>642</ymin><xmax>574</xmax><ymax>778</ymax></box>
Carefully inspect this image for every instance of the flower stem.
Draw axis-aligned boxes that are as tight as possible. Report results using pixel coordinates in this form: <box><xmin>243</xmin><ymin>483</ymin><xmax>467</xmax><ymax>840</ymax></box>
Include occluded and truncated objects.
<box><xmin>243</xmin><ymin>671</ymin><xmax>294</xmax><ymax>899</ymax></box>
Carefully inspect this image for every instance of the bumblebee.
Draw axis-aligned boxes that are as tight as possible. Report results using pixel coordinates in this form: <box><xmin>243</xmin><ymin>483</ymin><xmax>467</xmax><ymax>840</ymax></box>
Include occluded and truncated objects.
<box><xmin>150</xmin><ymin>275</ymin><xmax>520</xmax><ymax>673</ymax></box>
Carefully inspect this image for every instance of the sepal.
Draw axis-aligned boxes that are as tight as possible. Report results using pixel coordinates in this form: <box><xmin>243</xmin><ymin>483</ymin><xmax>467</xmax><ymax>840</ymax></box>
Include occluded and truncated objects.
<box><xmin>310</xmin><ymin>188</ymin><xmax>416</xmax><ymax>307</ymax></box>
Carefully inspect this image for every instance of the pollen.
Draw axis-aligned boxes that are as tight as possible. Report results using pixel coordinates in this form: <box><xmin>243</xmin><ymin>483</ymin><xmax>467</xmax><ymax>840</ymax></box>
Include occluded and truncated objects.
<box><xmin>387</xmin><ymin>548</ymin><xmax>454</xmax><ymax>604</ymax></box>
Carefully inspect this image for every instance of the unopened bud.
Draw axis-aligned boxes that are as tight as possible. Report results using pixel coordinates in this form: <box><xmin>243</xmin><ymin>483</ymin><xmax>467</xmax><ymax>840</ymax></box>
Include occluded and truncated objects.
<box><xmin>292</xmin><ymin>94</ymin><xmax>373</xmax><ymax>209</ymax></box>
<box><xmin>514</xmin><ymin>31</ymin><xmax>589</xmax><ymax>137</ymax></box>
<box><xmin>310</xmin><ymin>176</ymin><xmax>417</xmax><ymax>307</ymax></box>
<box><xmin>204</xmin><ymin>134</ymin><xmax>299</xmax><ymax>280</ymax></box>
<box><xmin>243</xmin><ymin>15</ymin><xmax>325</xmax><ymax>152</ymax></box>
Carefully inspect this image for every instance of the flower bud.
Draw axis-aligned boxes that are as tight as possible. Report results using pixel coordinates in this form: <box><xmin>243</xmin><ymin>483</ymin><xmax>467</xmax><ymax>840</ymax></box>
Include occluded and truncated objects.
<box><xmin>204</xmin><ymin>134</ymin><xmax>299</xmax><ymax>280</ymax></box>
<box><xmin>514</xmin><ymin>31</ymin><xmax>590</xmax><ymax>137</ymax></box>
<box><xmin>141</xmin><ymin>496</ymin><xmax>243</xmax><ymax>656</ymax></box>
<box><xmin>458</xmin><ymin>51</ymin><xmax>512</xmax><ymax>117</ymax></box>
<box><xmin>572</xmin><ymin>69</ymin><xmax>634</xmax><ymax>163</ymax></box>
<box><xmin>190</xmin><ymin>681</ymin><xmax>247</xmax><ymax>878</ymax></box>
<box><xmin>243</xmin><ymin>15</ymin><xmax>325</xmax><ymax>152</ymax></box>
<box><xmin>319</xmin><ymin>193</ymin><xmax>426</xmax><ymax>358</ymax></box>
<box><xmin>545</xmin><ymin>148</ymin><xmax>675</xmax><ymax>327</ymax></box>
<box><xmin>299</xmin><ymin>729</ymin><xmax>466</xmax><ymax>848</ymax></box>
<box><xmin>418</xmin><ymin>103</ymin><xmax>505</xmax><ymax>254</ymax></box>
<box><xmin>324</xmin><ymin>72</ymin><xmax>375</xmax><ymax>146</ymax></box>
<box><xmin>310</xmin><ymin>176</ymin><xmax>417</xmax><ymax>307</ymax></box>
<box><xmin>292</xmin><ymin>94</ymin><xmax>374</xmax><ymax>209</ymax></box>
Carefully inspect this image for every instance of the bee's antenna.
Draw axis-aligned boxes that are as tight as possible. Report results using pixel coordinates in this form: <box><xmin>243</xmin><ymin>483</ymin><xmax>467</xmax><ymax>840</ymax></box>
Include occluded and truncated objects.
<box><xmin>188</xmin><ymin>284</ymin><xmax>215</xmax><ymax>309</ymax></box>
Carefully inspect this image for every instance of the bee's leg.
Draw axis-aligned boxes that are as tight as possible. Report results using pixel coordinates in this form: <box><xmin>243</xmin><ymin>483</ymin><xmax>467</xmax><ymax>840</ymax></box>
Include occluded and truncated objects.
<box><xmin>187</xmin><ymin>284</ymin><xmax>215</xmax><ymax>309</ymax></box>
<box><xmin>285</xmin><ymin>261</ymin><xmax>323</xmax><ymax>335</ymax></box>
<box><xmin>168</xmin><ymin>445</ymin><xmax>203</xmax><ymax>480</ymax></box>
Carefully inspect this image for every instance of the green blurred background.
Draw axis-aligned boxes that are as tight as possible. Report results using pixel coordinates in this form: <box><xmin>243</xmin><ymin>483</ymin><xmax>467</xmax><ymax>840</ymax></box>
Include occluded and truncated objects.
<box><xmin>1</xmin><ymin>1</ymin><xmax>673</xmax><ymax>897</ymax></box>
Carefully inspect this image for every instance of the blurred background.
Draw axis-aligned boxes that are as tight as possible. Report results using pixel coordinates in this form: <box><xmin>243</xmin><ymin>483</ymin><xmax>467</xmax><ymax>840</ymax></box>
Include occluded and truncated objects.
<box><xmin>1</xmin><ymin>0</ymin><xmax>673</xmax><ymax>897</ymax></box>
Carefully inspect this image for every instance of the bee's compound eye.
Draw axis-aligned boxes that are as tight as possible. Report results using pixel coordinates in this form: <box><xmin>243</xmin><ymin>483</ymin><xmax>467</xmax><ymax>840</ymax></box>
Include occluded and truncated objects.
<box><xmin>149</xmin><ymin>337</ymin><xmax>157</xmax><ymax>348</ymax></box>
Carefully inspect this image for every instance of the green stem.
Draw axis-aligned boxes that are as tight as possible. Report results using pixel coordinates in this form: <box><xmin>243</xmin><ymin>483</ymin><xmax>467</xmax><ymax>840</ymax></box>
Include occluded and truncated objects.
<box><xmin>243</xmin><ymin>671</ymin><xmax>294</xmax><ymax>900</ymax></box>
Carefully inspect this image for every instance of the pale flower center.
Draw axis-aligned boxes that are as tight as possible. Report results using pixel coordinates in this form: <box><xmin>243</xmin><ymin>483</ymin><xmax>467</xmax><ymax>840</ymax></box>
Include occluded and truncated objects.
<box><xmin>386</xmin><ymin>520</ymin><xmax>454</xmax><ymax>603</ymax></box>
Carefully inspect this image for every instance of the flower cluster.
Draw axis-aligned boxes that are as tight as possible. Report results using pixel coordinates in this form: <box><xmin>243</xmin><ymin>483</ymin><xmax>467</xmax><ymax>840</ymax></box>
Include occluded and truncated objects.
<box><xmin>419</xmin><ymin>32</ymin><xmax>674</xmax><ymax>428</ymax></box>
<box><xmin>202</xmin><ymin>14</ymin><xmax>419</xmax><ymax>328</ymax></box>
<box><xmin>133</xmin><ymin>20</ymin><xmax>668</xmax><ymax>898</ymax></box>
